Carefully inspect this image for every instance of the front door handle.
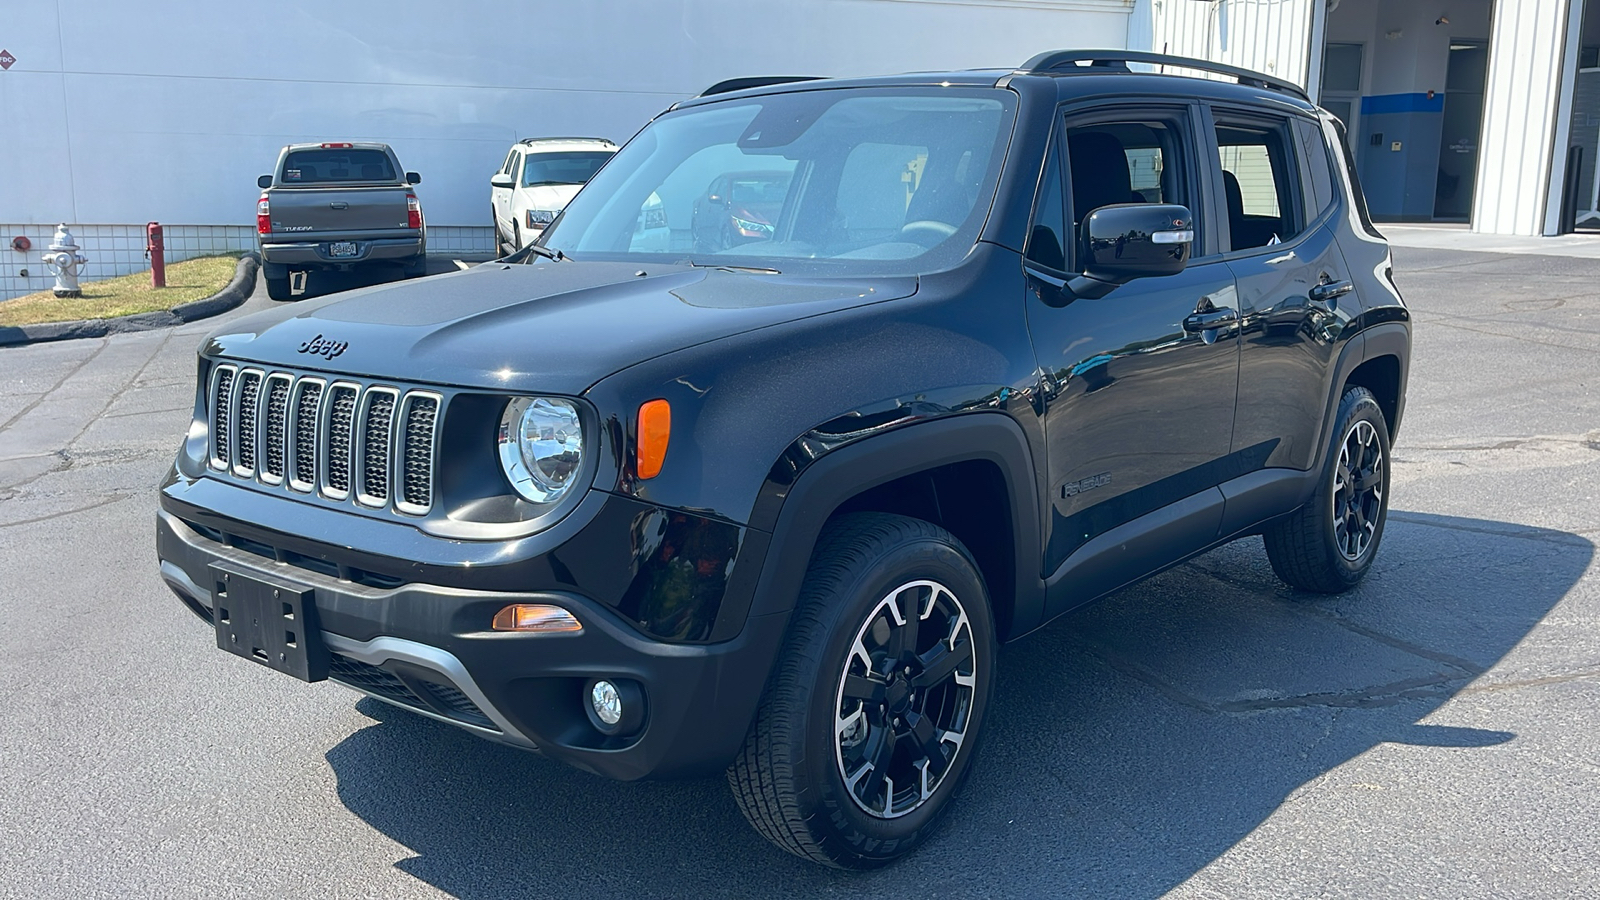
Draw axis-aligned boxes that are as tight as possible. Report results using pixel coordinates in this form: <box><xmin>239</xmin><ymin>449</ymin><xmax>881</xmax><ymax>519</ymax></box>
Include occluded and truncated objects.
<box><xmin>1309</xmin><ymin>278</ymin><xmax>1353</xmax><ymax>304</ymax></box>
<box><xmin>1183</xmin><ymin>307</ymin><xmax>1238</xmax><ymax>333</ymax></box>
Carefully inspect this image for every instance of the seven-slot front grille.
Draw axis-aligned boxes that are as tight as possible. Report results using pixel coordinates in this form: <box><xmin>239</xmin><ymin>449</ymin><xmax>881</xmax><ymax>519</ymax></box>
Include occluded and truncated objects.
<box><xmin>208</xmin><ymin>363</ymin><xmax>442</xmax><ymax>516</ymax></box>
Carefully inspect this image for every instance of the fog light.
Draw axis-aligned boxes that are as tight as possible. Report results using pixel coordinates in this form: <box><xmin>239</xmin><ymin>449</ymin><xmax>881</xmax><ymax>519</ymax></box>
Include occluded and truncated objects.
<box><xmin>591</xmin><ymin>680</ymin><xmax>622</xmax><ymax>726</ymax></box>
<box><xmin>491</xmin><ymin>604</ymin><xmax>582</xmax><ymax>633</ymax></box>
<box><xmin>584</xmin><ymin>677</ymin><xmax>645</xmax><ymax>736</ymax></box>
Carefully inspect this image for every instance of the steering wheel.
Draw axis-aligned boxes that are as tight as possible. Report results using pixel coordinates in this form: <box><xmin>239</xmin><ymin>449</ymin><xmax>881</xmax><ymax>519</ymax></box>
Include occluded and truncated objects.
<box><xmin>899</xmin><ymin>220</ymin><xmax>958</xmax><ymax>246</ymax></box>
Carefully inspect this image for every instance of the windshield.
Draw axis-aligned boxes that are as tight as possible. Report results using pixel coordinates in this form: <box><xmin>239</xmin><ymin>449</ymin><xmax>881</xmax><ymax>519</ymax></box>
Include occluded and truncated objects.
<box><xmin>540</xmin><ymin>87</ymin><xmax>1017</xmax><ymax>274</ymax></box>
<box><xmin>523</xmin><ymin>150</ymin><xmax>615</xmax><ymax>187</ymax></box>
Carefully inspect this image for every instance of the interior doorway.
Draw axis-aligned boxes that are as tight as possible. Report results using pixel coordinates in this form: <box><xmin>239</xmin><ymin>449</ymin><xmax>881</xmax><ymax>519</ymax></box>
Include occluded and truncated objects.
<box><xmin>1434</xmin><ymin>40</ymin><xmax>1490</xmax><ymax>220</ymax></box>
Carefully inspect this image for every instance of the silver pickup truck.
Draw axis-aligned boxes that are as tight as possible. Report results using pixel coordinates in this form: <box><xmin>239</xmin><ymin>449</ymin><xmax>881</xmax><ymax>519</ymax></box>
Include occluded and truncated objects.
<box><xmin>256</xmin><ymin>142</ymin><xmax>426</xmax><ymax>300</ymax></box>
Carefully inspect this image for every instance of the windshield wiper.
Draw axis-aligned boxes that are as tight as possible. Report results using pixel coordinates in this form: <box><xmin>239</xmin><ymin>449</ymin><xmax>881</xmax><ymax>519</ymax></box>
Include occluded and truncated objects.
<box><xmin>525</xmin><ymin>180</ymin><xmax>582</xmax><ymax>187</ymax></box>
<box><xmin>509</xmin><ymin>243</ymin><xmax>566</xmax><ymax>263</ymax></box>
<box><xmin>687</xmin><ymin>261</ymin><xmax>781</xmax><ymax>274</ymax></box>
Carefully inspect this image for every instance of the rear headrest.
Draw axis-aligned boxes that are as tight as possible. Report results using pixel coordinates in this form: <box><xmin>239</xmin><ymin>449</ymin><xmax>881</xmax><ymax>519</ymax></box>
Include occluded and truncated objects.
<box><xmin>361</xmin><ymin>164</ymin><xmax>384</xmax><ymax>180</ymax></box>
<box><xmin>1222</xmin><ymin>169</ymin><xmax>1244</xmax><ymax>219</ymax></box>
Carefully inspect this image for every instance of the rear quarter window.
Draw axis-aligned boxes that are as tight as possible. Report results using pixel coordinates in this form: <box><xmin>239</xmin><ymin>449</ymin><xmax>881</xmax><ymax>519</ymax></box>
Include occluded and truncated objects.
<box><xmin>1295</xmin><ymin>118</ymin><xmax>1337</xmax><ymax>217</ymax></box>
<box><xmin>282</xmin><ymin>149</ymin><xmax>396</xmax><ymax>183</ymax></box>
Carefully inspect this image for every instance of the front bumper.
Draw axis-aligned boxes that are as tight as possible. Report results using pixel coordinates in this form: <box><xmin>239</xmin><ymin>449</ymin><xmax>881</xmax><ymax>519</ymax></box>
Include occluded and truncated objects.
<box><xmin>260</xmin><ymin>236</ymin><xmax>422</xmax><ymax>267</ymax></box>
<box><xmin>156</xmin><ymin>504</ymin><xmax>786</xmax><ymax>780</ymax></box>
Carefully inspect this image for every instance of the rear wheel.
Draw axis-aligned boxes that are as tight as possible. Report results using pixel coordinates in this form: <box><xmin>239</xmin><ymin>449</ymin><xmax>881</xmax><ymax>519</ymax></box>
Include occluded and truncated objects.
<box><xmin>1264</xmin><ymin>385</ymin><xmax>1391</xmax><ymax>592</ymax></box>
<box><xmin>728</xmin><ymin>512</ymin><xmax>995</xmax><ymax>868</ymax></box>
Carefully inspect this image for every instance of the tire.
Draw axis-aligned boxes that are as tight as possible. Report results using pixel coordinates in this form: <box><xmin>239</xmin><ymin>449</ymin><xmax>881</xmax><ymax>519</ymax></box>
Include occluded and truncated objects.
<box><xmin>265</xmin><ymin>273</ymin><xmax>292</xmax><ymax>301</ymax></box>
<box><xmin>512</xmin><ymin>222</ymin><xmax>522</xmax><ymax>253</ymax></box>
<box><xmin>1264</xmin><ymin>385</ymin><xmax>1392</xmax><ymax>593</ymax></box>
<box><xmin>728</xmin><ymin>512</ymin><xmax>996</xmax><ymax>869</ymax></box>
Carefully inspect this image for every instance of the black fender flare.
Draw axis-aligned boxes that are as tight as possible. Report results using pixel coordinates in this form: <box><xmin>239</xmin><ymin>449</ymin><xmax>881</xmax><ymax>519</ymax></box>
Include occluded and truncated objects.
<box><xmin>1306</xmin><ymin>320</ymin><xmax>1409</xmax><ymax>476</ymax></box>
<box><xmin>738</xmin><ymin>411</ymin><xmax>1046</xmax><ymax>639</ymax></box>
<box><xmin>1360</xmin><ymin>320</ymin><xmax>1412</xmax><ymax>438</ymax></box>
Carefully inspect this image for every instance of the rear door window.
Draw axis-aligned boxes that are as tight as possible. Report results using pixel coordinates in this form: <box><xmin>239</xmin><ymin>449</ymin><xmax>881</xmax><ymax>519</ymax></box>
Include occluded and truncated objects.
<box><xmin>282</xmin><ymin>149</ymin><xmax>396</xmax><ymax>183</ymax></box>
<box><xmin>1213</xmin><ymin>117</ymin><xmax>1305</xmax><ymax>251</ymax></box>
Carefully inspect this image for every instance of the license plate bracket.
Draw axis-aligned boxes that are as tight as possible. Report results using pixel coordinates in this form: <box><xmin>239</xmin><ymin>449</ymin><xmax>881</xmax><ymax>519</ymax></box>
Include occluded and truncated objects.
<box><xmin>210</xmin><ymin>562</ymin><xmax>329</xmax><ymax>682</ymax></box>
<box><xmin>328</xmin><ymin>241</ymin><xmax>358</xmax><ymax>258</ymax></box>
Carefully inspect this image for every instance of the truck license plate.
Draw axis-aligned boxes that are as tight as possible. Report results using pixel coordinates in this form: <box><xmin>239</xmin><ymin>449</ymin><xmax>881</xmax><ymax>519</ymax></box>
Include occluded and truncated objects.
<box><xmin>209</xmin><ymin>562</ymin><xmax>329</xmax><ymax>682</ymax></box>
<box><xmin>329</xmin><ymin>241</ymin><xmax>358</xmax><ymax>258</ymax></box>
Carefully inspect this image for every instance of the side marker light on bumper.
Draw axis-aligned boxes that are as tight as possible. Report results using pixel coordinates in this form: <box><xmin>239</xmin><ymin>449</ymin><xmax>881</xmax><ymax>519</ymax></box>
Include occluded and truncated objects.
<box><xmin>491</xmin><ymin>604</ymin><xmax>582</xmax><ymax>633</ymax></box>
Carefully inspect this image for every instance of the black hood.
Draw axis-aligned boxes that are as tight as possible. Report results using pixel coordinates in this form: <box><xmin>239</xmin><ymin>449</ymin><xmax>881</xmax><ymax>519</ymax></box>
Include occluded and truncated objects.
<box><xmin>205</xmin><ymin>262</ymin><xmax>917</xmax><ymax>394</ymax></box>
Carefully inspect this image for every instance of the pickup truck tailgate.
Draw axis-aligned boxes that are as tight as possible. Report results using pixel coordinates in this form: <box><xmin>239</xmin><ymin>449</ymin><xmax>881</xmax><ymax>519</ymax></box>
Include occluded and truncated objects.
<box><xmin>268</xmin><ymin>186</ymin><xmax>412</xmax><ymax>233</ymax></box>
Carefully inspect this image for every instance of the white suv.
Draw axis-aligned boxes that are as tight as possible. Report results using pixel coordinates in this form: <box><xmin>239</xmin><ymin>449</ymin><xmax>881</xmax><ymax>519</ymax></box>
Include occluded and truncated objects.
<box><xmin>491</xmin><ymin>138</ymin><xmax>617</xmax><ymax>253</ymax></box>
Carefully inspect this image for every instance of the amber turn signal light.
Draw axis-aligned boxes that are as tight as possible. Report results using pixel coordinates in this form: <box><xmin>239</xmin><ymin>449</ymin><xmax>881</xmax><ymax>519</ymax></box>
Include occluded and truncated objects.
<box><xmin>491</xmin><ymin>604</ymin><xmax>583</xmax><ymax>633</ymax></box>
<box><xmin>637</xmin><ymin>399</ymin><xmax>671</xmax><ymax>479</ymax></box>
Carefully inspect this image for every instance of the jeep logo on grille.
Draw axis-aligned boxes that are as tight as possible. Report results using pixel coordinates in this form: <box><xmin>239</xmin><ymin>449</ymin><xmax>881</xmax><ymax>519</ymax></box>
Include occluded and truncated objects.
<box><xmin>297</xmin><ymin>334</ymin><xmax>348</xmax><ymax>360</ymax></box>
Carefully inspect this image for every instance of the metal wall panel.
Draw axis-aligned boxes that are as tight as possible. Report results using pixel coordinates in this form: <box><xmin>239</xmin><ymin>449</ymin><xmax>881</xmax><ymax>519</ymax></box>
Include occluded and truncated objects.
<box><xmin>1473</xmin><ymin>0</ymin><xmax>1578</xmax><ymax>235</ymax></box>
<box><xmin>1147</xmin><ymin>0</ymin><xmax>1319</xmax><ymax>88</ymax></box>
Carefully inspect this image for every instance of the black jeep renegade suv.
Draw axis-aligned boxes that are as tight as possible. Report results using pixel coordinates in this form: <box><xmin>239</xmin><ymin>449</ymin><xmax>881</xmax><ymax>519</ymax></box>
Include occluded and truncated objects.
<box><xmin>156</xmin><ymin>51</ymin><xmax>1409</xmax><ymax>868</ymax></box>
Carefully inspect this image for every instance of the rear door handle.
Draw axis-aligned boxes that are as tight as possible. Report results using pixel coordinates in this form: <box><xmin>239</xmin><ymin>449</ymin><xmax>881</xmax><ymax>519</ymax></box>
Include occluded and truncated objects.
<box><xmin>1309</xmin><ymin>279</ymin><xmax>1353</xmax><ymax>304</ymax></box>
<box><xmin>329</xmin><ymin>201</ymin><xmax>349</xmax><ymax>210</ymax></box>
<box><xmin>1183</xmin><ymin>308</ymin><xmax>1238</xmax><ymax>332</ymax></box>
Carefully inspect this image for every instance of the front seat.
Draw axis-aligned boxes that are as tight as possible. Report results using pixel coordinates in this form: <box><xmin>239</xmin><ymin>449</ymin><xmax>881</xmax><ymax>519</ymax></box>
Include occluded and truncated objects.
<box><xmin>1067</xmin><ymin>131</ymin><xmax>1140</xmax><ymax>227</ymax></box>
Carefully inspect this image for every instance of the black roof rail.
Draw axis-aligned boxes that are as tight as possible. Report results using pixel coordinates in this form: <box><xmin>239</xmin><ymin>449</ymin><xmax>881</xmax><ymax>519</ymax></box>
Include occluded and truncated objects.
<box><xmin>699</xmin><ymin>76</ymin><xmax>823</xmax><ymax>98</ymax></box>
<box><xmin>1015</xmin><ymin>49</ymin><xmax>1310</xmax><ymax>102</ymax></box>
<box><xmin>517</xmin><ymin>136</ymin><xmax>617</xmax><ymax>145</ymax></box>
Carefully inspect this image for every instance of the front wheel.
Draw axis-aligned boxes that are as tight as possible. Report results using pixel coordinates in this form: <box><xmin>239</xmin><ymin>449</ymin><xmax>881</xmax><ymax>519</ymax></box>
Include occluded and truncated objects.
<box><xmin>728</xmin><ymin>512</ymin><xmax>995</xmax><ymax>868</ymax></box>
<box><xmin>1264</xmin><ymin>385</ymin><xmax>1392</xmax><ymax>592</ymax></box>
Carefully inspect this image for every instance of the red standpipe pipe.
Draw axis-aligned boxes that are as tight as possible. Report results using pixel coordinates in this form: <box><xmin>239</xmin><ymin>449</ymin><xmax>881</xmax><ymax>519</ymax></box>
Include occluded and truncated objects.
<box><xmin>146</xmin><ymin>222</ymin><xmax>166</xmax><ymax>288</ymax></box>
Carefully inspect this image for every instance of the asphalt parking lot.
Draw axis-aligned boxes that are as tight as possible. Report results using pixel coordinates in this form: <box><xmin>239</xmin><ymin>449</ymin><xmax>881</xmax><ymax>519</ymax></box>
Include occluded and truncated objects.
<box><xmin>1</xmin><ymin>246</ymin><xmax>1597</xmax><ymax>898</ymax></box>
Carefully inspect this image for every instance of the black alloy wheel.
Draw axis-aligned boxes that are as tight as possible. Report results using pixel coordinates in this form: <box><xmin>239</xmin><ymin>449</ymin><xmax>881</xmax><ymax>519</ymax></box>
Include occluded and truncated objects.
<box><xmin>1264</xmin><ymin>385</ymin><xmax>1392</xmax><ymax>592</ymax></box>
<box><xmin>834</xmin><ymin>579</ymin><xmax>977</xmax><ymax>819</ymax></box>
<box><xmin>1332</xmin><ymin>418</ymin><xmax>1384</xmax><ymax>561</ymax></box>
<box><xmin>729</xmin><ymin>512</ymin><xmax>995</xmax><ymax>868</ymax></box>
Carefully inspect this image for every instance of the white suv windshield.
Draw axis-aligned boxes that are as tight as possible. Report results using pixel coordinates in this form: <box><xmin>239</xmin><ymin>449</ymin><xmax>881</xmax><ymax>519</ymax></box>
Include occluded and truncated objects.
<box><xmin>541</xmin><ymin>87</ymin><xmax>1016</xmax><ymax>274</ymax></box>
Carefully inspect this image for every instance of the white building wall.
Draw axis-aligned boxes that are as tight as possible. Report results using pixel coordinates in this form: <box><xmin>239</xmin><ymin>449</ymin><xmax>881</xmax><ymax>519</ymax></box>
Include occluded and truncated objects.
<box><xmin>0</xmin><ymin>0</ymin><xmax>1135</xmax><ymax>299</ymax></box>
<box><xmin>1474</xmin><ymin>0</ymin><xmax>1579</xmax><ymax>235</ymax></box>
<box><xmin>0</xmin><ymin>0</ymin><xmax>1134</xmax><ymax>230</ymax></box>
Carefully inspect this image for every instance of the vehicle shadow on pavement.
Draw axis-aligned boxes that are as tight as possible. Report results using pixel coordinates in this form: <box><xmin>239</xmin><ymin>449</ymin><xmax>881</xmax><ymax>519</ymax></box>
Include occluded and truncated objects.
<box><xmin>324</xmin><ymin>511</ymin><xmax>1591</xmax><ymax>898</ymax></box>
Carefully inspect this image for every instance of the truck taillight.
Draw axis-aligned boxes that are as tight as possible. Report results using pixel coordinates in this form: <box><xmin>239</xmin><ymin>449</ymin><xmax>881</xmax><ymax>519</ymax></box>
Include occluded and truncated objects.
<box><xmin>406</xmin><ymin>193</ymin><xmax>422</xmax><ymax>230</ymax></box>
<box><xmin>257</xmin><ymin>195</ymin><xmax>271</xmax><ymax>234</ymax></box>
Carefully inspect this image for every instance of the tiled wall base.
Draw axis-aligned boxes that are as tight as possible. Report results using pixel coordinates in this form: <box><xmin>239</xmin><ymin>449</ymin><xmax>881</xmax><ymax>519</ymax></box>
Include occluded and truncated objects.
<box><xmin>0</xmin><ymin>224</ymin><xmax>497</xmax><ymax>301</ymax></box>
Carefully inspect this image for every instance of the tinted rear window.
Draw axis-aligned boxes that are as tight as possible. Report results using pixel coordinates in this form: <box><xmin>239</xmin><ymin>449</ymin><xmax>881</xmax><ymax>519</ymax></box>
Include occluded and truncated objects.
<box><xmin>281</xmin><ymin>149</ymin><xmax>396</xmax><ymax>183</ymax></box>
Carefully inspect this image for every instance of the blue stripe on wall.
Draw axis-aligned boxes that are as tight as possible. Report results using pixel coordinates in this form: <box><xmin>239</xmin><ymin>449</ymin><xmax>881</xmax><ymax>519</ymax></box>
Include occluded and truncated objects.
<box><xmin>1360</xmin><ymin>92</ymin><xmax>1446</xmax><ymax>115</ymax></box>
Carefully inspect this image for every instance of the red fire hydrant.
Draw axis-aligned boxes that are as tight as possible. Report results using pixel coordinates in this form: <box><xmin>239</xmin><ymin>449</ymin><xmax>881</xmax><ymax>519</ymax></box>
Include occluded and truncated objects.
<box><xmin>146</xmin><ymin>222</ymin><xmax>166</xmax><ymax>288</ymax></box>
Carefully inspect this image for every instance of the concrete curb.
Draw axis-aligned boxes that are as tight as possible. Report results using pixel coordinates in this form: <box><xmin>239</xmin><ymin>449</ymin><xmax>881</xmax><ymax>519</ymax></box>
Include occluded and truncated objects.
<box><xmin>0</xmin><ymin>253</ymin><xmax>259</xmax><ymax>348</ymax></box>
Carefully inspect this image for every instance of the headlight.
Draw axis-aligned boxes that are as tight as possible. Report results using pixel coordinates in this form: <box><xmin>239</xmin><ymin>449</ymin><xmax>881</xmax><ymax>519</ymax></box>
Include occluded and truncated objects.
<box><xmin>497</xmin><ymin>397</ymin><xmax>584</xmax><ymax>504</ymax></box>
<box><xmin>731</xmin><ymin>214</ymin><xmax>773</xmax><ymax>237</ymax></box>
<box><xmin>526</xmin><ymin>209</ymin><xmax>558</xmax><ymax>227</ymax></box>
